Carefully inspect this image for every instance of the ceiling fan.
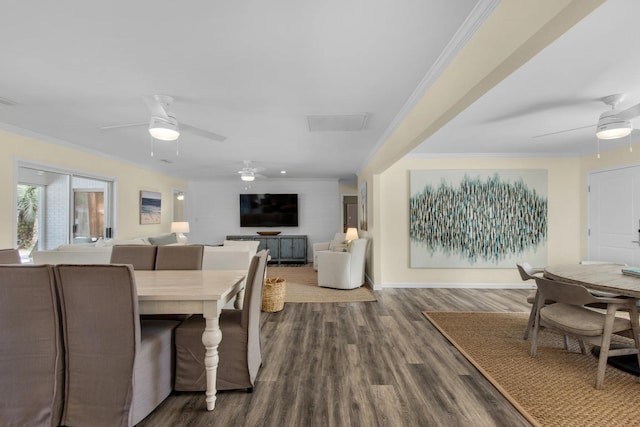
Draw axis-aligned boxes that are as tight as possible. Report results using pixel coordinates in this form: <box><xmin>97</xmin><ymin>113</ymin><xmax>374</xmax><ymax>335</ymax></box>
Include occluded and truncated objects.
<box><xmin>100</xmin><ymin>95</ymin><xmax>227</xmax><ymax>142</ymax></box>
<box><xmin>534</xmin><ymin>94</ymin><xmax>640</xmax><ymax>140</ymax></box>
<box><xmin>238</xmin><ymin>160</ymin><xmax>266</xmax><ymax>182</ymax></box>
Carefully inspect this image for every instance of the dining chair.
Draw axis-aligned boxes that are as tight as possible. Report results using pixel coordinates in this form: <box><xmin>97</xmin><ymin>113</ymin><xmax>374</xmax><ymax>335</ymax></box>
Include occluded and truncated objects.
<box><xmin>54</xmin><ymin>264</ymin><xmax>180</xmax><ymax>426</ymax></box>
<box><xmin>531</xmin><ymin>276</ymin><xmax>640</xmax><ymax>389</ymax></box>
<box><xmin>155</xmin><ymin>244</ymin><xmax>204</xmax><ymax>270</ymax></box>
<box><xmin>0</xmin><ymin>265</ymin><xmax>64</xmax><ymax>427</ymax></box>
<box><xmin>109</xmin><ymin>244</ymin><xmax>158</xmax><ymax>270</ymax></box>
<box><xmin>174</xmin><ymin>249</ymin><xmax>269</xmax><ymax>392</ymax></box>
<box><xmin>0</xmin><ymin>248</ymin><xmax>21</xmax><ymax>264</ymax></box>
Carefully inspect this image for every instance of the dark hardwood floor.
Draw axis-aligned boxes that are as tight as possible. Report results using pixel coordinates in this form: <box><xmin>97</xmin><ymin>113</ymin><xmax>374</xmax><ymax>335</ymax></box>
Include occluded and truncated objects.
<box><xmin>137</xmin><ymin>288</ymin><xmax>533</xmax><ymax>427</ymax></box>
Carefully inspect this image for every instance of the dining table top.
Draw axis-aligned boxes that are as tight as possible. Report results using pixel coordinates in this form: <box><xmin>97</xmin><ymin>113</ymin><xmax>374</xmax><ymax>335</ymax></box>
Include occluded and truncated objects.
<box><xmin>134</xmin><ymin>269</ymin><xmax>246</xmax><ymax>301</ymax></box>
<box><xmin>544</xmin><ymin>263</ymin><xmax>640</xmax><ymax>299</ymax></box>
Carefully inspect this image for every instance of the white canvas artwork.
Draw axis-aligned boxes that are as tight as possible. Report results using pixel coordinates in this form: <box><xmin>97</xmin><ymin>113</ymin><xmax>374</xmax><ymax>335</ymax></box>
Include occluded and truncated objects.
<box><xmin>409</xmin><ymin>169</ymin><xmax>548</xmax><ymax>268</ymax></box>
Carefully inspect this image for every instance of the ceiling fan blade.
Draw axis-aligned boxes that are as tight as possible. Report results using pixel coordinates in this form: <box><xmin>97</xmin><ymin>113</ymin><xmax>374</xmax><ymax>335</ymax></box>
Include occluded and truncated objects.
<box><xmin>100</xmin><ymin>122</ymin><xmax>147</xmax><ymax>131</ymax></box>
<box><xmin>532</xmin><ymin>124</ymin><xmax>594</xmax><ymax>139</ymax></box>
<box><xmin>181</xmin><ymin>123</ymin><xmax>227</xmax><ymax>142</ymax></box>
<box><xmin>142</xmin><ymin>95</ymin><xmax>170</xmax><ymax>120</ymax></box>
<box><xmin>616</xmin><ymin>102</ymin><xmax>640</xmax><ymax>120</ymax></box>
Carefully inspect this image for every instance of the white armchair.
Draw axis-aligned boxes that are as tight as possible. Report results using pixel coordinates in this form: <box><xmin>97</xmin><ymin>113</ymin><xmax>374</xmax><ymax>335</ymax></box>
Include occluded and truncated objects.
<box><xmin>317</xmin><ymin>238</ymin><xmax>368</xmax><ymax>289</ymax></box>
<box><xmin>312</xmin><ymin>232</ymin><xmax>346</xmax><ymax>270</ymax></box>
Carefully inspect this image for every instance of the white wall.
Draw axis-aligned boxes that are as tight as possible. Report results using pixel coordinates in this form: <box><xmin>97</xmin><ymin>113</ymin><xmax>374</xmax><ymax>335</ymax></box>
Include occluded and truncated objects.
<box><xmin>186</xmin><ymin>179</ymin><xmax>341</xmax><ymax>261</ymax></box>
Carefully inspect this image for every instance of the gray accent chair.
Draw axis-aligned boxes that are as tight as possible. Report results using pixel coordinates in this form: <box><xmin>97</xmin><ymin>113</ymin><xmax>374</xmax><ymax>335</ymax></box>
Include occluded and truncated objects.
<box><xmin>531</xmin><ymin>276</ymin><xmax>640</xmax><ymax>389</ymax></box>
<box><xmin>174</xmin><ymin>249</ymin><xmax>269</xmax><ymax>392</ymax></box>
<box><xmin>317</xmin><ymin>238</ymin><xmax>368</xmax><ymax>289</ymax></box>
<box><xmin>0</xmin><ymin>265</ymin><xmax>64</xmax><ymax>427</ymax></box>
<box><xmin>155</xmin><ymin>244</ymin><xmax>204</xmax><ymax>270</ymax></box>
<box><xmin>110</xmin><ymin>244</ymin><xmax>158</xmax><ymax>270</ymax></box>
<box><xmin>54</xmin><ymin>264</ymin><xmax>180</xmax><ymax>426</ymax></box>
<box><xmin>0</xmin><ymin>248</ymin><xmax>21</xmax><ymax>264</ymax></box>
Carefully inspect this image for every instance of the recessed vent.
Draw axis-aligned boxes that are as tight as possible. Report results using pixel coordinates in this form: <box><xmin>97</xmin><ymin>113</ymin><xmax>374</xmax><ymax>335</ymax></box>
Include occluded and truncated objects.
<box><xmin>307</xmin><ymin>113</ymin><xmax>368</xmax><ymax>132</ymax></box>
<box><xmin>159</xmin><ymin>159</ymin><xmax>173</xmax><ymax>164</ymax></box>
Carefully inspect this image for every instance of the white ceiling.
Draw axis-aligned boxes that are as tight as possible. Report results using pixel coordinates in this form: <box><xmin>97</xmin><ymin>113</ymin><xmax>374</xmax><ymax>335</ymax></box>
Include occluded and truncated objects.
<box><xmin>1</xmin><ymin>1</ymin><xmax>636</xmax><ymax>183</ymax></box>
<box><xmin>413</xmin><ymin>0</ymin><xmax>640</xmax><ymax>158</ymax></box>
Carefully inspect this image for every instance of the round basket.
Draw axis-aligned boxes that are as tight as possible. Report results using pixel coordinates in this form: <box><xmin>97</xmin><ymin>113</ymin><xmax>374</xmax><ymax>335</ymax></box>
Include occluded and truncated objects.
<box><xmin>262</xmin><ymin>277</ymin><xmax>286</xmax><ymax>312</ymax></box>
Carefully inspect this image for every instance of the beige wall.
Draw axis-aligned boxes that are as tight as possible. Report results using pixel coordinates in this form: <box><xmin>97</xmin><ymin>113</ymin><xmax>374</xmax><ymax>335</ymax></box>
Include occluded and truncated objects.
<box><xmin>375</xmin><ymin>156</ymin><xmax>582</xmax><ymax>288</ymax></box>
<box><xmin>1</xmin><ymin>129</ymin><xmax>187</xmax><ymax>248</ymax></box>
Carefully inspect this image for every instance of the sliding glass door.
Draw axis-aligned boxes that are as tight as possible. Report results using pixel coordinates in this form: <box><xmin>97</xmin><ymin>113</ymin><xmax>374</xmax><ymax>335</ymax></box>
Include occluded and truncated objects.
<box><xmin>16</xmin><ymin>163</ymin><xmax>114</xmax><ymax>257</ymax></box>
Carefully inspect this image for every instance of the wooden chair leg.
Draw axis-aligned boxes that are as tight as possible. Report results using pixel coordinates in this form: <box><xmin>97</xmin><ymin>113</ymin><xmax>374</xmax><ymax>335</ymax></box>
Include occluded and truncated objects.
<box><xmin>530</xmin><ymin>306</ymin><xmax>542</xmax><ymax>357</ymax></box>
<box><xmin>595</xmin><ymin>306</ymin><xmax>618</xmax><ymax>389</ymax></box>
<box><xmin>524</xmin><ymin>291</ymin><xmax>539</xmax><ymax>341</ymax></box>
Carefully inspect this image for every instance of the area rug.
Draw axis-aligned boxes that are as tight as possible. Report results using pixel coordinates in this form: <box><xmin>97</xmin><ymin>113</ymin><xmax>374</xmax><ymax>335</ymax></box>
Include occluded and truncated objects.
<box><xmin>265</xmin><ymin>264</ymin><xmax>376</xmax><ymax>303</ymax></box>
<box><xmin>422</xmin><ymin>311</ymin><xmax>640</xmax><ymax>427</ymax></box>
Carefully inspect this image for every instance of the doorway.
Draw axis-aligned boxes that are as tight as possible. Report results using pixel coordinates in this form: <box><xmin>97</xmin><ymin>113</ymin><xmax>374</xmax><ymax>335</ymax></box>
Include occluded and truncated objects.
<box><xmin>342</xmin><ymin>195</ymin><xmax>358</xmax><ymax>232</ymax></box>
<box><xmin>587</xmin><ymin>165</ymin><xmax>640</xmax><ymax>265</ymax></box>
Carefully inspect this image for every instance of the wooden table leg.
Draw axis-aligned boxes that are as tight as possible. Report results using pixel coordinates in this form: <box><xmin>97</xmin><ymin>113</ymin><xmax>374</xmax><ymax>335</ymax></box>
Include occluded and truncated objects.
<box><xmin>202</xmin><ymin>303</ymin><xmax>222</xmax><ymax>411</ymax></box>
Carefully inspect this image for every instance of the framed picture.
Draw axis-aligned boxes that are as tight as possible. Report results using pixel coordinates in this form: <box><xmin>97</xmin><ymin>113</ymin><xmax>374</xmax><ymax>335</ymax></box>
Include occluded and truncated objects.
<box><xmin>359</xmin><ymin>181</ymin><xmax>368</xmax><ymax>231</ymax></box>
<box><xmin>409</xmin><ymin>169</ymin><xmax>548</xmax><ymax>268</ymax></box>
<box><xmin>140</xmin><ymin>191</ymin><xmax>161</xmax><ymax>224</ymax></box>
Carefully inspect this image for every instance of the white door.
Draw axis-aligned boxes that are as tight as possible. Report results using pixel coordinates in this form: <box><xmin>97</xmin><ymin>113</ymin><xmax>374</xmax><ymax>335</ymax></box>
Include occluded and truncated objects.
<box><xmin>587</xmin><ymin>165</ymin><xmax>640</xmax><ymax>265</ymax></box>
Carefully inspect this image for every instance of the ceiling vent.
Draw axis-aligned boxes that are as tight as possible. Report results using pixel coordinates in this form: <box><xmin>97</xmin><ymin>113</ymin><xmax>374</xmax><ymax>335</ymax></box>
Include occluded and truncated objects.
<box><xmin>307</xmin><ymin>113</ymin><xmax>368</xmax><ymax>132</ymax></box>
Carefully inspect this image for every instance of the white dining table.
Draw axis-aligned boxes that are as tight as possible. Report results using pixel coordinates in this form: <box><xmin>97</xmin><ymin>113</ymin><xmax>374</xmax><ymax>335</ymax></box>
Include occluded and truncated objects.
<box><xmin>134</xmin><ymin>269</ymin><xmax>246</xmax><ymax>411</ymax></box>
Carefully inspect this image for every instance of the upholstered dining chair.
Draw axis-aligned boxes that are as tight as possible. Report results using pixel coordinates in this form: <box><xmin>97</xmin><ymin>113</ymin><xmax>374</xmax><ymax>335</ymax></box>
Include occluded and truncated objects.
<box><xmin>155</xmin><ymin>244</ymin><xmax>204</xmax><ymax>270</ymax></box>
<box><xmin>531</xmin><ymin>276</ymin><xmax>640</xmax><ymax>389</ymax></box>
<box><xmin>517</xmin><ymin>262</ymin><xmax>544</xmax><ymax>340</ymax></box>
<box><xmin>174</xmin><ymin>249</ymin><xmax>269</xmax><ymax>392</ymax></box>
<box><xmin>0</xmin><ymin>248</ymin><xmax>21</xmax><ymax>264</ymax></box>
<box><xmin>317</xmin><ymin>238</ymin><xmax>368</xmax><ymax>289</ymax></box>
<box><xmin>0</xmin><ymin>265</ymin><xmax>63</xmax><ymax>427</ymax></box>
<box><xmin>54</xmin><ymin>264</ymin><xmax>180</xmax><ymax>426</ymax></box>
<box><xmin>110</xmin><ymin>244</ymin><xmax>158</xmax><ymax>270</ymax></box>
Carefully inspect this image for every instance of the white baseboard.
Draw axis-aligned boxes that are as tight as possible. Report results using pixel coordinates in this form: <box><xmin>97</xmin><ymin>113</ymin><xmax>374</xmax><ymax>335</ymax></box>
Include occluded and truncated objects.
<box><xmin>372</xmin><ymin>282</ymin><xmax>536</xmax><ymax>291</ymax></box>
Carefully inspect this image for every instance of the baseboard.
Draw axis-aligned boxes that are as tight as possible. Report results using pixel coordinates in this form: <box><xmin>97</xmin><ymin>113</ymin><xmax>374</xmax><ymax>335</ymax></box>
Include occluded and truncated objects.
<box><xmin>372</xmin><ymin>282</ymin><xmax>536</xmax><ymax>291</ymax></box>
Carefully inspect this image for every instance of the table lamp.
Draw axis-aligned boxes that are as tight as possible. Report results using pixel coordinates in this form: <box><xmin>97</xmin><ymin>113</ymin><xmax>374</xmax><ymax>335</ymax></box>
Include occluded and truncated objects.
<box><xmin>345</xmin><ymin>227</ymin><xmax>359</xmax><ymax>242</ymax></box>
<box><xmin>171</xmin><ymin>221</ymin><xmax>190</xmax><ymax>244</ymax></box>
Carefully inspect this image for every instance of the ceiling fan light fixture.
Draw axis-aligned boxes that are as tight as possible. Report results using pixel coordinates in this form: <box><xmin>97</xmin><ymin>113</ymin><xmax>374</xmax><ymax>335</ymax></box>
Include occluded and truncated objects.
<box><xmin>596</xmin><ymin>110</ymin><xmax>632</xmax><ymax>140</ymax></box>
<box><xmin>241</xmin><ymin>173</ymin><xmax>255</xmax><ymax>182</ymax></box>
<box><xmin>149</xmin><ymin>115</ymin><xmax>180</xmax><ymax>141</ymax></box>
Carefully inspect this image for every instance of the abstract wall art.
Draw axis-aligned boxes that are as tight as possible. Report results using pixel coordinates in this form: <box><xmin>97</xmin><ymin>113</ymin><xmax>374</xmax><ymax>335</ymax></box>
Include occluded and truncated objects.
<box><xmin>409</xmin><ymin>170</ymin><xmax>548</xmax><ymax>268</ymax></box>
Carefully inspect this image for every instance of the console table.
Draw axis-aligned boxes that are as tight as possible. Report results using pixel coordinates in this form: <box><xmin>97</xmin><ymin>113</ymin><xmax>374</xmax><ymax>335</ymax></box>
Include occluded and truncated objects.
<box><xmin>226</xmin><ymin>235</ymin><xmax>307</xmax><ymax>264</ymax></box>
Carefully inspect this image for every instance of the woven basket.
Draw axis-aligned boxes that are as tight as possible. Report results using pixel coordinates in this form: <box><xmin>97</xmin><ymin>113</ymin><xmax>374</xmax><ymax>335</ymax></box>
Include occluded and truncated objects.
<box><xmin>262</xmin><ymin>277</ymin><xmax>286</xmax><ymax>312</ymax></box>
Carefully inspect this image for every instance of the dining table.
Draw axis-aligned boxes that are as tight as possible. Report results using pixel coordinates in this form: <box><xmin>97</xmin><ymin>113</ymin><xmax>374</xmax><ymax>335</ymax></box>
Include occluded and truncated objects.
<box><xmin>134</xmin><ymin>269</ymin><xmax>246</xmax><ymax>411</ymax></box>
<box><xmin>543</xmin><ymin>263</ymin><xmax>640</xmax><ymax>298</ymax></box>
<box><xmin>544</xmin><ymin>262</ymin><xmax>640</xmax><ymax>375</ymax></box>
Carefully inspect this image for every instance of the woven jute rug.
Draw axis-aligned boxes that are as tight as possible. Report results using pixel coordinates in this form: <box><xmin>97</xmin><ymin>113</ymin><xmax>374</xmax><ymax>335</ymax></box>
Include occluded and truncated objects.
<box><xmin>265</xmin><ymin>263</ymin><xmax>376</xmax><ymax>303</ymax></box>
<box><xmin>422</xmin><ymin>311</ymin><xmax>640</xmax><ymax>427</ymax></box>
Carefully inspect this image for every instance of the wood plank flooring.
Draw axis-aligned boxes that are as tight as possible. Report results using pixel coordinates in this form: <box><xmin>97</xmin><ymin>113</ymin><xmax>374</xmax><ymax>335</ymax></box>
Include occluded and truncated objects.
<box><xmin>137</xmin><ymin>288</ymin><xmax>533</xmax><ymax>427</ymax></box>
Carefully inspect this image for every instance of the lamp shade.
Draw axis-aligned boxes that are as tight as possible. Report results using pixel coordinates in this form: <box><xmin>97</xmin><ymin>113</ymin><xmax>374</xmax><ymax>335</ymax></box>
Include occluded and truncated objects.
<box><xmin>345</xmin><ymin>227</ymin><xmax>359</xmax><ymax>242</ymax></box>
<box><xmin>171</xmin><ymin>221</ymin><xmax>190</xmax><ymax>234</ymax></box>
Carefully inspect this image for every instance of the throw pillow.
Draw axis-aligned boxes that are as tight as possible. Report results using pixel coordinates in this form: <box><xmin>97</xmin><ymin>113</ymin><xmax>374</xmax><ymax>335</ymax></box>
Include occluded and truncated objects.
<box><xmin>148</xmin><ymin>233</ymin><xmax>178</xmax><ymax>246</ymax></box>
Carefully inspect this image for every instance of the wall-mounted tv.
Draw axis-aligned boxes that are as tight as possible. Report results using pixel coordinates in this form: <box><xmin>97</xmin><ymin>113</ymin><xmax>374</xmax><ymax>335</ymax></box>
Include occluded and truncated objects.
<box><xmin>239</xmin><ymin>193</ymin><xmax>299</xmax><ymax>227</ymax></box>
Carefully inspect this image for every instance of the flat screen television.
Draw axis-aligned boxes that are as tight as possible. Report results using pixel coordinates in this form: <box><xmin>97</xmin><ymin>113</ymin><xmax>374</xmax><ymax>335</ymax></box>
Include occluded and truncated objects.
<box><xmin>239</xmin><ymin>193</ymin><xmax>299</xmax><ymax>227</ymax></box>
